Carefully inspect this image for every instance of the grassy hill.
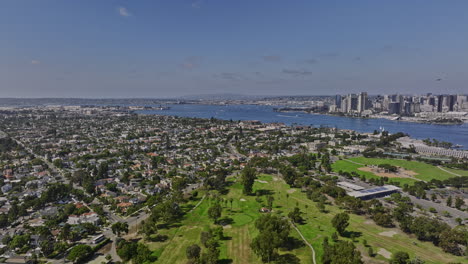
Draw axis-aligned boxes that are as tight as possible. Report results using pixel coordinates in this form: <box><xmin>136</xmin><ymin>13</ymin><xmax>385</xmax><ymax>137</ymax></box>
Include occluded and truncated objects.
<box><xmin>147</xmin><ymin>173</ymin><xmax>466</xmax><ymax>264</ymax></box>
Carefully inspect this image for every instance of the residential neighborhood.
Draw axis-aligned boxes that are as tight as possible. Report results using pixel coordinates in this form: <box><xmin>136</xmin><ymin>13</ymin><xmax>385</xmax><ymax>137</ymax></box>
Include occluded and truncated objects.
<box><xmin>0</xmin><ymin>105</ymin><xmax>466</xmax><ymax>263</ymax></box>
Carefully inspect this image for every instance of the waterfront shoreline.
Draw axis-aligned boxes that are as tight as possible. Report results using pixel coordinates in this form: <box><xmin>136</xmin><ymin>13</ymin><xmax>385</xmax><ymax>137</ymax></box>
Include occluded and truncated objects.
<box><xmin>271</xmin><ymin>109</ymin><xmax>467</xmax><ymax>125</ymax></box>
<box><xmin>136</xmin><ymin>104</ymin><xmax>468</xmax><ymax>150</ymax></box>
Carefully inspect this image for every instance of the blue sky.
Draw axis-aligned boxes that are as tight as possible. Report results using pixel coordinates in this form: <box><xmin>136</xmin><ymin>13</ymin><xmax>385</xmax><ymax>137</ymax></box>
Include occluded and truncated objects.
<box><xmin>1</xmin><ymin>0</ymin><xmax>467</xmax><ymax>98</ymax></box>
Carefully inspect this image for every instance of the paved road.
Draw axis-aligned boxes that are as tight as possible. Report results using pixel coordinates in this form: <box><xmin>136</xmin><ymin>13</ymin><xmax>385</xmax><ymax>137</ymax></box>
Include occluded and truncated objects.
<box><xmin>228</xmin><ymin>143</ymin><xmax>246</xmax><ymax>158</ymax></box>
<box><xmin>401</xmin><ymin>193</ymin><xmax>468</xmax><ymax>226</ymax></box>
<box><xmin>183</xmin><ymin>182</ymin><xmax>203</xmax><ymax>195</ymax></box>
<box><xmin>102</xmin><ymin>227</ymin><xmax>121</xmax><ymax>262</ymax></box>
<box><xmin>8</xmin><ymin>133</ymin><xmax>84</xmax><ymax>189</ymax></box>
<box><xmin>329</xmin><ymin>168</ymin><xmax>467</xmax><ymax>226</ymax></box>
<box><xmin>8</xmin><ymin>132</ymin><xmax>128</xmax><ymax>262</ymax></box>
<box><xmin>3</xmin><ymin>131</ymin><xmax>209</xmax><ymax>263</ymax></box>
<box><xmin>101</xmin><ymin>181</ymin><xmax>211</xmax><ymax>261</ymax></box>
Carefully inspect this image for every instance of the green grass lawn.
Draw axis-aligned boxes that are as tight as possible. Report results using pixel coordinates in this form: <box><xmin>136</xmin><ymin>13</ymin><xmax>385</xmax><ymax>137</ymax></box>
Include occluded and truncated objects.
<box><xmin>149</xmin><ymin>173</ymin><xmax>466</xmax><ymax>264</ymax></box>
<box><xmin>332</xmin><ymin>157</ymin><xmax>467</xmax><ymax>185</ymax></box>
<box><xmin>441</xmin><ymin>167</ymin><xmax>468</xmax><ymax>177</ymax></box>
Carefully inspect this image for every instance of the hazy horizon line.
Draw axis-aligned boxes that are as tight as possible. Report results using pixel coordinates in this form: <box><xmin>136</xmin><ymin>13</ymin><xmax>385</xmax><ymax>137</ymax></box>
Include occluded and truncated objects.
<box><xmin>1</xmin><ymin>92</ymin><xmax>467</xmax><ymax>100</ymax></box>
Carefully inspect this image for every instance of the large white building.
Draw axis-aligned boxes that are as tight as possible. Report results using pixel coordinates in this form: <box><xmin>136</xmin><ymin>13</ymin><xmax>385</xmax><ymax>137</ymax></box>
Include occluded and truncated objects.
<box><xmin>67</xmin><ymin>212</ymin><xmax>100</xmax><ymax>225</ymax></box>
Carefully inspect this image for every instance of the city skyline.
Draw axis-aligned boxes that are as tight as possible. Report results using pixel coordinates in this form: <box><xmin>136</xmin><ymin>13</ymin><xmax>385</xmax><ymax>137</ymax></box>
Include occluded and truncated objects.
<box><xmin>2</xmin><ymin>1</ymin><xmax>468</xmax><ymax>97</ymax></box>
<box><xmin>331</xmin><ymin>92</ymin><xmax>468</xmax><ymax>116</ymax></box>
<box><xmin>1</xmin><ymin>2</ymin><xmax>468</xmax><ymax>262</ymax></box>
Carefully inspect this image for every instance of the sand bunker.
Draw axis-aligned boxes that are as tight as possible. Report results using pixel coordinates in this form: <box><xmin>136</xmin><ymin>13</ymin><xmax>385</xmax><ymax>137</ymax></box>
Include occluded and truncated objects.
<box><xmin>287</xmin><ymin>189</ymin><xmax>296</xmax><ymax>194</ymax></box>
<box><xmin>379</xmin><ymin>231</ymin><xmax>398</xmax><ymax>237</ymax></box>
<box><xmin>358</xmin><ymin>166</ymin><xmax>417</xmax><ymax>178</ymax></box>
<box><xmin>255</xmin><ymin>180</ymin><xmax>268</xmax><ymax>183</ymax></box>
<box><xmin>240</xmin><ymin>198</ymin><xmax>246</xmax><ymax>202</ymax></box>
<box><xmin>378</xmin><ymin>248</ymin><xmax>392</xmax><ymax>259</ymax></box>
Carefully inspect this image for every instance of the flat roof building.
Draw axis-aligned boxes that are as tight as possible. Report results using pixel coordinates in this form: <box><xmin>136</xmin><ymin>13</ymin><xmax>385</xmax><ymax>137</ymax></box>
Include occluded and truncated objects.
<box><xmin>348</xmin><ymin>185</ymin><xmax>400</xmax><ymax>200</ymax></box>
<box><xmin>337</xmin><ymin>181</ymin><xmax>365</xmax><ymax>191</ymax></box>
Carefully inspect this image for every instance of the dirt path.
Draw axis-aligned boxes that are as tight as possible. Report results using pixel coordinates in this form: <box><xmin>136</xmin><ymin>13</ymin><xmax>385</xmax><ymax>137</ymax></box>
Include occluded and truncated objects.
<box><xmin>344</xmin><ymin>159</ymin><xmax>365</xmax><ymax>166</ymax></box>
<box><xmin>188</xmin><ymin>194</ymin><xmax>206</xmax><ymax>213</ymax></box>
<box><xmin>288</xmin><ymin>194</ymin><xmax>459</xmax><ymax>263</ymax></box>
<box><xmin>378</xmin><ymin>248</ymin><xmax>392</xmax><ymax>259</ymax></box>
<box><xmin>437</xmin><ymin>166</ymin><xmax>461</xmax><ymax>176</ymax></box>
<box><xmin>289</xmin><ymin>220</ymin><xmax>317</xmax><ymax>264</ymax></box>
<box><xmin>346</xmin><ymin>159</ymin><xmax>427</xmax><ymax>182</ymax></box>
<box><xmin>358</xmin><ymin>166</ymin><xmax>417</xmax><ymax>179</ymax></box>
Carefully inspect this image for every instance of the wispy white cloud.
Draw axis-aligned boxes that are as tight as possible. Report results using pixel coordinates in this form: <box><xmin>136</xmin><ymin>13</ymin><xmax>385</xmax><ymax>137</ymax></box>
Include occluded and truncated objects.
<box><xmin>31</xmin><ymin>60</ymin><xmax>40</xmax><ymax>65</ymax></box>
<box><xmin>117</xmin><ymin>6</ymin><xmax>132</xmax><ymax>17</ymax></box>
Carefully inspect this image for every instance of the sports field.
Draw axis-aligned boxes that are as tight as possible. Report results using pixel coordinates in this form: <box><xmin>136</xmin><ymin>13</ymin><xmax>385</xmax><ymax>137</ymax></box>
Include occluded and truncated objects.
<box><xmin>148</xmin><ymin>173</ymin><xmax>465</xmax><ymax>264</ymax></box>
<box><xmin>332</xmin><ymin>157</ymin><xmax>467</xmax><ymax>185</ymax></box>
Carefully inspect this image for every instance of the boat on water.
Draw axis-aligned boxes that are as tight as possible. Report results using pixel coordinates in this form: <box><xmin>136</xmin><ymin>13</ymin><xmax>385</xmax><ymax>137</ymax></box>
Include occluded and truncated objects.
<box><xmin>154</xmin><ymin>105</ymin><xmax>171</xmax><ymax>110</ymax></box>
